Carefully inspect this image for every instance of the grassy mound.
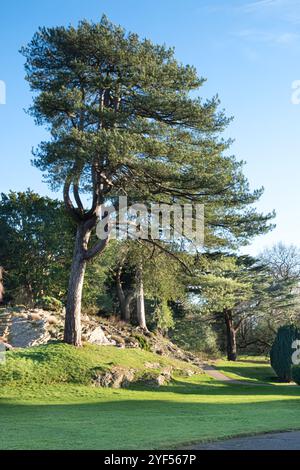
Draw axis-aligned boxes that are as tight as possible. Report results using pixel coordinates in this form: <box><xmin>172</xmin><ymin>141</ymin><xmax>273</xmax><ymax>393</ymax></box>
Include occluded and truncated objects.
<box><xmin>0</xmin><ymin>341</ymin><xmax>200</xmax><ymax>387</ymax></box>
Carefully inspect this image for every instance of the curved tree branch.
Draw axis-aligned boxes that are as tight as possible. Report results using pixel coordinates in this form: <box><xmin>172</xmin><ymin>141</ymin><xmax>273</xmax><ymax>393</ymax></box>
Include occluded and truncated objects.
<box><xmin>63</xmin><ymin>177</ymin><xmax>81</xmax><ymax>222</ymax></box>
<box><xmin>83</xmin><ymin>236</ymin><xmax>110</xmax><ymax>261</ymax></box>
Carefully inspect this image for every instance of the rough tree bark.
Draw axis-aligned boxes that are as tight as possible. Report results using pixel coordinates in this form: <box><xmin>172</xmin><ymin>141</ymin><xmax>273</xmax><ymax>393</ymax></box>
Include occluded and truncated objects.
<box><xmin>224</xmin><ymin>309</ymin><xmax>237</xmax><ymax>361</ymax></box>
<box><xmin>61</xmin><ymin>149</ymin><xmax>113</xmax><ymax>345</ymax></box>
<box><xmin>0</xmin><ymin>267</ymin><xmax>4</xmax><ymax>303</ymax></box>
<box><xmin>124</xmin><ymin>293</ymin><xmax>135</xmax><ymax>323</ymax></box>
<box><xmin>63</xmin><ymin>210</ymin><xmax>110</xmax><ymax>346</ymax></box>
<box><xmin>136</xmin><ymin>263</ymin><xmax>147</xmax><ymax>330</ymax></box>
<box><xmin>115</xmin><ymin>266</ymin><xmax>135</xmax><ymax>323</ymax></box>
<box><xmin>116</xmin><ymin>267</ymin><xmax>126</xmax><ymax>320</ymax></box>
<box><xmin>64</xmin><ymin>224</ymin><xmax>89</xmax><ymax>346</ymax></box>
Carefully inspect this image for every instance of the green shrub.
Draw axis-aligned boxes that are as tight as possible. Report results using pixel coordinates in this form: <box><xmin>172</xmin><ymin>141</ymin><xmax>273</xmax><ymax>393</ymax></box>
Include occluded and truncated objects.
<box><xmin>133</xmin><ymin>334</ymin><xmax>151</xmax><ymax>351</ymax></box>
<box><xmin>36</xmin><ymin>296</ymin><xmax>63</xmax><ymax>312</ymax></box>
<box><xmin>153</xmin><ymin>301</ymin><xmax>174</xmax><ymax>334</ymax></box>
<box><xmin>270</xmin><ymin>325</ymin><xmax>300</xmax><ymax>382</ymax></box>
<box><xmin>292</xmin><ymin>365</ymin><xmax>300</xmax><ymax>385</ymax></box>
<box><xmin>171</xmin><ymin>318</ymin><xmax>220</xmax><ymax>357</ymax></box>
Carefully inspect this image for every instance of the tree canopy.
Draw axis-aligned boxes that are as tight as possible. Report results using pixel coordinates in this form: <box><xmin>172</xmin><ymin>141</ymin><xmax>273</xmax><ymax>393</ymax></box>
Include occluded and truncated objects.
<box><xmin>21</xmin><ymin>16</ymin><xmax>275</xmax><ymax>345</ymax></box>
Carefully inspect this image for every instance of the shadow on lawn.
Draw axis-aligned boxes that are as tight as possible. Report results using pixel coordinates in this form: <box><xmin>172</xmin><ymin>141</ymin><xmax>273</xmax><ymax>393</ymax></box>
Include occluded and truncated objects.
<box><xmin>1</xmin><ymin>396</ymin><xmax>300</xmax><ymax>450</ymax></box>
<box><xmin>215</xmin><ymin>364</ymin><xmax>277</xmax><ymax>383</ymax></box>
<box><xmin>11</xmin><ymin>351</ymin><xmax>53</xmax><ymax>363</ymax></box>
<box><xmin>217</xmin><ymin>363</ymin><xmax>277</xmax><ymax>381</ymax></box>
<box><xmin>236</xmin><ymin>359</ymin><xmax>269</xmax><ymax>364</ymax></box>
<box><xmin>127</xmin><ymin>378</ymin><xmax>300</xmax><ymax>396</ymax></box>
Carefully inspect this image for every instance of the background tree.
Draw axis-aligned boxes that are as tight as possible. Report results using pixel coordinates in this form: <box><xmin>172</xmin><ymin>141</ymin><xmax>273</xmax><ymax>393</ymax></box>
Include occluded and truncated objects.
<box><xmin>105</xmin><ymin>242</ymin><xmax>137</xmax><ymax>323</ymax></box>
<box><xmin>261</xmin><ymin>243</ymin><xmax>300</xmax><ymax>281</ymax></box>
<box><xmin>0</xmin><ymin>191</ymin><xmax>75</xmax><ymax>306</ymax></box>
<box><xmin>106</xmin><ymin>241</ymin><xmax>187</xmax><ymax>331</ymax></box>
<box><xmin>22</xmin><ymin>16</ymin><xmax>273</xmax><ymax>346</ymax></box>
<box><xmin>192</xmin><ymin>255</ymin><xmax>296</xmax><ymax>361</ymax></box>
<box><xmin>195</xmin><ymin>255</ymin><xmax>252</xmax><ymax>361</ymax></box>
<box><xmin>170</xmin><ymin>300</ymin><xmax>220</xmax><ymax>357</ymax></box>
<box><xmin>238</xmin><ymin>243</ymin><xmax>300</xmax><ymax>352</ymax></box>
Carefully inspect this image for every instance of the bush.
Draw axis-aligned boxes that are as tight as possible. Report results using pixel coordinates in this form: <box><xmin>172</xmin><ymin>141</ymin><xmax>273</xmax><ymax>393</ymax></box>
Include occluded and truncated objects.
<box><xmin>270</xmin><ymin>325</ymin><xmax>300</xmax><ymax>382</ymax></box>
<box><xmin>292</xmin><ymin>365</ymin><xmax>300</xmax><ymax>385</ymax></box>
<box><xmin>171</xmin><ymin>318</ymin><xmax>220</xmax><ymax>357</ymax></box>
<box><xmin>133</xmin><ymin>334</ymin><xmax>151</xmax><ymax>351</ymax></box>
<box><xmin>36</xmin><ymin>296</ymin><xmax>63</xmax><ymax>312</ymax></box>
<box><xmin>153</xmin><ymin>301</ymin><xmax>174</xmax><ymax>334</ymax></box>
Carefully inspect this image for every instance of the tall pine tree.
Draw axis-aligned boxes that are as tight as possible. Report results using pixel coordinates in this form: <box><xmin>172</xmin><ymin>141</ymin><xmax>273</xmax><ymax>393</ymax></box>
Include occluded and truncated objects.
<box><xmin>22</xmin><ymin>16</ymin><xmax>273</xmax><ymax>345</ymax></box>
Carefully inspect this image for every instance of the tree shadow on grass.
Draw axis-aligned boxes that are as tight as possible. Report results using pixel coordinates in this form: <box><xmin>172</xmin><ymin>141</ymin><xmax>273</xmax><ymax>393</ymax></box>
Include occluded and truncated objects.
<box><xmin>215</xmin><ymin>364</ymin><xmax>276</xmax><ymax>383</ymax></box>
<box><xmin>1</xmin><ymin>397</ymin><xmax>300</xmax><ymax>450</ymax></box>
<box><xmin>127</xmin><ymin>378</ymin><xmax>300</xmax><ymax>397</ymax></box>
<box><xmin>235</xmin><ymin>359</ymin><xmax>269</xmax><ymax>364</ymax></box>
<box><xmin>11</xmin><ymin>350</ymin><xmax>51</xmax><ymax>363</ymax></box>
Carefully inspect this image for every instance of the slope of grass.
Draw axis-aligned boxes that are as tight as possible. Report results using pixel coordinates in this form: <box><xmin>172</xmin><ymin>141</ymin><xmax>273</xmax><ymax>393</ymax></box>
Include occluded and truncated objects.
<box><xmin>0</xmin><ymin>342</ymin><xmax>199</xmax><ymax>387</ymax></box>
<box><xmin>1</xmin><ymin>346</ymin><xmax>300</xmax><ymax>450</ymax></box>
<box><xmin>215</xmin><ymin>356</ymin><xmax>277</xmax><ymax>384</ymax></box>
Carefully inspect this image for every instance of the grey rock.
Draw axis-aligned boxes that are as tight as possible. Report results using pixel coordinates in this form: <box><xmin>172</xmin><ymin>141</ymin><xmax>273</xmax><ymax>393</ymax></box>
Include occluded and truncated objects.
<box><xmin>144</xmin><ymin>362</ymin><xmax>161</xmax><ymax>369</ymax></box>
<box><xmin>93</xmin><ymin>367</ymin><xmax>136</xmax><ymax>388</ymax></box>
<box><xmin>7</xmin><ymin>316</ymin><xmax>51</xmax><ymax>348</ymax></box>
<box><xmin>86</xmin><ymin>326</ymin><xmax>116</xmax><ymax>346</ymax></box>
<box><xmin>0</xmin><ymin>340</ymin><xmax>13</xmax><ymax>351</ymax></box>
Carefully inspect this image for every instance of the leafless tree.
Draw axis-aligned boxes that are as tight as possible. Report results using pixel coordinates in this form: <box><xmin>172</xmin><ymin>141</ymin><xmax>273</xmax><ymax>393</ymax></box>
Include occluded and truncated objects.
<box><xmin>260</xmin><ymin>242</ymin><xmax>300</xmax><ymax>281</ymax></box>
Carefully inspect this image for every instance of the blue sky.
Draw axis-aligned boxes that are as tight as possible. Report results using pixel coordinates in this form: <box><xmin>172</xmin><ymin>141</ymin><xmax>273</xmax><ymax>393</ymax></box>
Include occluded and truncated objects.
<box><xmin>0</xmin><ymin>0</ymin><xmax>300</xmax><ymax>254</ymax></box>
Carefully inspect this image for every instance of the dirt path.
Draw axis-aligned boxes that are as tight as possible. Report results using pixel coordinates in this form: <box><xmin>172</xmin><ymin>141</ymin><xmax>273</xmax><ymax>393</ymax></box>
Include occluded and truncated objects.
<box><xmin>201</xmin><ymin>364</ymin><xmax>246</xmax><ymax>384</ymax></box>
<box><xmin>201</xmin><ymin>363</ymin><xmax>273</xmax><ymax>386</ymax></box>
<box><xmin>202</xmin><ymin>363</ymin><xmax>300</xmax><ymax>387</ymax></box>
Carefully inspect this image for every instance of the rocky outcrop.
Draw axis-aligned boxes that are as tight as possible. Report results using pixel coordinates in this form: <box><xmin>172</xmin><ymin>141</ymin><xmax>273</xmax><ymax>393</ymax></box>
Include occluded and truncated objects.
<box><xmin>85</xmin><ymin>326</ymin><xmax>116</xmax><ymax>346</ymax></box>
<box><xmin>0</xmin><ymin>308</ymin><xmax>204</xmax><ymax>370</ymax></box>
<box><xmin>93</xmin><ymin>366</ymin><xmax>174</xmax><ymax>389</ymax></box>
<box><xmin>0</xmin><ymin>308</ymin><xmax>115</xmax><ymax>348</ymax></box>
<box><xmin>136</xmin><ymin>367</ymin><xmax>173</xmax><ymax>387</ymax></box>
<box><xmin>0</xmin><ymin>310</ymin><xmax>51</xmax><ymax>348</ymax></box>
<box><xmin>93</xmin><ymin>366</ymin><xmax>136</xmax><ymax>388</ymax></box>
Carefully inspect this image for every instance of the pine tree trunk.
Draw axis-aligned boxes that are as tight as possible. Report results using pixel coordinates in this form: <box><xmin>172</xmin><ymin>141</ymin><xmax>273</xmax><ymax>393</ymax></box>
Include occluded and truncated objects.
<box><xmin>224</xmin><ymin>309</ymin><xmax>237</xmax><ymax>361</ymax></box>
<box><xmin>124</xmin><ymin>292</ymin><xmax>134</xmax><ymax>323</ymax></box>
<box><xmin>118</xmin><ymin>292</ymin><xmax>134</xmax><ymax>323</ymax></box>
<box><xmin>116</xmin><ymin>276</ymin><xmax>134</xmax><ymax>323</ymax></box>
<box><xmin>114</xmin><ymin>250</ymin><xmax>136</xmax><ymax>322</ymax></box>
<box><xmin>136</xmin><ymin>263</ymin><xmax>147</xmax><ymax>330</ymax></box>
<box><xmin>0</xmin><ymin>267</ymin><xmax>3</xmax><ymax>303</ymax></box>
<box><xmin>64</xmin><ymin>224</ymin><xmax>89</xmax><ymax>347</ymax></box>
<box><xmin>116</xmin><ymin>270</ymin><xmax>127</xmax><ymax>321</ymax></box>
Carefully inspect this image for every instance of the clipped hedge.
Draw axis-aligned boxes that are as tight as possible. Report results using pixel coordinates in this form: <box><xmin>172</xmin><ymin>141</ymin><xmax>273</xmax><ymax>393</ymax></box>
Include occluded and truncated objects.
<box><xmin>292</xmin><ymin>365</ymin><xmax>300</xmax><ymax>385</ymax></box>
<box><xmin>270</xmin><ymin>325</ymin><xmax>300</xmax><ymax>383</ymax></box>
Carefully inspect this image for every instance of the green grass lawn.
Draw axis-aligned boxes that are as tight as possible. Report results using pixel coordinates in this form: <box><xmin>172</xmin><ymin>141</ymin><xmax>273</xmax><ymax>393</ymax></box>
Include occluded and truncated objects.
<box><xmin>1</xmin><ymin>346</ymin><xmax>300</xmax><ymax>450</ymax></box>
<box><xmin>215</xmin><ymin>356</ymin><xmax>280</xmax><ymax>384</ymax></box>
